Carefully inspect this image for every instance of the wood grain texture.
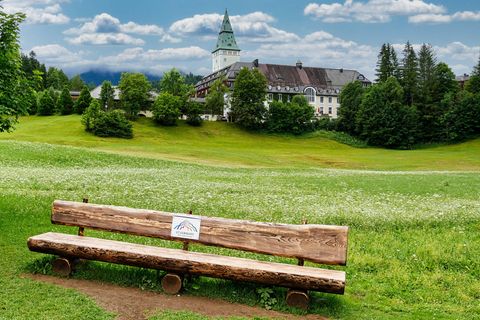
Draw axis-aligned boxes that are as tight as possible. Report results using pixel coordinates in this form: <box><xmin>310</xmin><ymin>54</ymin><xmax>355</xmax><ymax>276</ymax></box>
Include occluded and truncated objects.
<box><xmin>51</xmin><ymin>200</ymin><xmax>348</xmax><ymax>265</ymax></box>
<box><xmin>28</xmin><ymin>233</ymin><xmax>346</xmax><ymax>294</ymax></box>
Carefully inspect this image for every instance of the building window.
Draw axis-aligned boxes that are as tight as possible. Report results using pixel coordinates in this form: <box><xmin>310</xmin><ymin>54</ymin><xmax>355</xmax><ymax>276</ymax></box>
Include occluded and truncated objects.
<box><xmin>320</xmin><ymin>96</ymin><xmax>324</xmax><ymax>103</ymax></box>
<box><xmin>278</xmin><ymin>93</ymin><xmax>282</xmax><ymax>101</ymax></box>
<box><xmin>304</xmin><ymin>87</ymin><xmax>316</xmax><ymax>103</ymax></box>
<box><xmin>320</xmin><ymin>107</ymin><xmax>324</xmax><ymax>114</ymax></box>
<box><xmin>336</xmin><ymin>97</ymin><xmax>339</xmax><ymax>103</ymax></box>
<box><xmin>287</xmin><ymin>95</ymin><xmax>291</xmax><ymax>102</ymax></box>
<box><xmin>328</xmin><ymin>107</ymin><xmax>332</xmax><ymax>114</ymax></box>
<box><xmin>267</xmin><ymin>93</ymin><xmax>273</xmax><ymax>101</ymax></box>
<box><xmin>328</xmin><ymin>97</ymin><xmax>332</xmax><ymax>103</ymax></box>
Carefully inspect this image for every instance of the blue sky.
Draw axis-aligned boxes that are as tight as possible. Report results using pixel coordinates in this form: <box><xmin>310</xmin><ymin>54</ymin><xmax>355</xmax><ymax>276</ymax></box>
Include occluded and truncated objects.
<box><xmin>3</xmin><ymin>0</ymin><xmax>480</xmax><ymax>80</ymax></box>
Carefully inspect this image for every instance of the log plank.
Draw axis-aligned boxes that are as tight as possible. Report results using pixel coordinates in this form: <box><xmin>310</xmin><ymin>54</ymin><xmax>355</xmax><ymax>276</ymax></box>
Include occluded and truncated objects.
<box><xmin>28</xmin><ymin>232</ymin><xmax>346</xmax><ymax>294</ymax></box>
<box><xmin>52</xmin><ymin>200</ymin><xmax>348</xmax><ymax>265</ymax></box>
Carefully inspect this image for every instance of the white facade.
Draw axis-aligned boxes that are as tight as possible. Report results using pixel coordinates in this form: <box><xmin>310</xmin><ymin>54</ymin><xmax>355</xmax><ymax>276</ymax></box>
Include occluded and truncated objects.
<box><xmin>212</xmin><ymin>50</ymin><xmax>240</xmax><ymax>73</ymax></box>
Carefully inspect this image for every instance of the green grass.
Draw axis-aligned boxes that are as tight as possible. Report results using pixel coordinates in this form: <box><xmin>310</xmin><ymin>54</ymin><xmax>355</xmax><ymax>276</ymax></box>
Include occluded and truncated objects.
<box><xmin>0</xmin><ymin>140</ymin><xmax>479</xmax><ymax>319</ymax></box>
<box><xmin>1</xmin><ymin>115</ymin><xmax>480</xmax><ymax>170</ymax></box>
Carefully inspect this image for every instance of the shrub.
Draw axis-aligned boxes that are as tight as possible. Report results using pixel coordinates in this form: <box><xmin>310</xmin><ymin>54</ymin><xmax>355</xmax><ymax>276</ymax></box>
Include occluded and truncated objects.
<box><xmin>152</xmin><ymin>92</ymin><xmax>181</xmax><ymax>126</ymax></box>
<box><xmin>91</xmin><ymin>110</ymin><xmax>133</xmax><ymax>139</ymax></box>
<box><xmin>266</xmin><ymin>95</ymin><xmax>315</xmax><ymax>135</ymax></box>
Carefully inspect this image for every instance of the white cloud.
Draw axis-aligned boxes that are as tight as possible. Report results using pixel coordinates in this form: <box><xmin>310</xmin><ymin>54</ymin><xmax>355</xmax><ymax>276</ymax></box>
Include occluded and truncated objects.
<box><xmin>64</xmin><ymin>13</ymin><xmax>165</xmax><ymax>45</ymax></box>
<box><xmin>409</xmin><ymin>11</ymin><xmax>480</xmax><ymax>24</ymax></box>
<box><xmin>66</xmin><ymin>33</ymin><xmax>145</xmax><ymax>46</ymax></box>
<box><xmin>305</xmin><ymin>0</ymin><xmax>445</xmax><ymax>23</ymax></box>
<box><xmin>2</xmin><ymin>0</ymin><xmax>70</xmax><ymax>24</ymax></box>
<box><xmin>27</xmin><ymin>44</ymin><xmax>210</xmax><ymax>75</ymax></box>
<box><xmin>245</xmin><ymin>30</ymin><xmax>377</xmax><ymax>79</ymax></box>
<box><xmin>168</xmin><ymin>11</ymin><xmax>299</xmax><ymax>43</ymax></box>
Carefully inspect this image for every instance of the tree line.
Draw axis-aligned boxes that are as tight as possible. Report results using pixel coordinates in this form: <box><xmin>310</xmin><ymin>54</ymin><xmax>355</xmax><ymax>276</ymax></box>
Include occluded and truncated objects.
<box><xmin>336</xmin><ymin>42</ymin><xmax>480</xmax><ymax>148</ymax></box>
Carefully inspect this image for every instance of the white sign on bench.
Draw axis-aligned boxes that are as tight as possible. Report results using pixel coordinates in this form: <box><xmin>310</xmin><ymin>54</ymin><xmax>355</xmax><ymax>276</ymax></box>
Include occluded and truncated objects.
<box><xmin>171</xmin><ymin>215</ymin><xmax>201</xmax><ymax>240</ymax></box>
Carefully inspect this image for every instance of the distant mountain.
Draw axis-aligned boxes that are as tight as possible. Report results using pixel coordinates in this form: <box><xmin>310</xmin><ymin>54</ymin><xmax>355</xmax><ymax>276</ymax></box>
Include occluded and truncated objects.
<box><xmin>79</xmin><ymin>70</ymin><xmax>162</xmax><ymax>86</ymax></box>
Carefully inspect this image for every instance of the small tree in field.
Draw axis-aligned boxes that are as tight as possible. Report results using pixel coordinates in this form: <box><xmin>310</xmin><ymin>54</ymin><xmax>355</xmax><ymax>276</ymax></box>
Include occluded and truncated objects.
<box><xmin>152</xmin><ymin>92</ymin><xmax>181</xmax><ymax>126</ymax></box>
<box><xmin>74</xmin><ymin>86</ymin><xmax>92</xmax><ymax>114</ymax></box>
<box><xmin>100</xmin><ymin>80</ymin><xmax>115</xmax><ymax>110</ymax></box>
<box><xmin>81</xmin><ymin>99</ymin><xmax>102</xmax><ymax>132</ymax></box>
<box><xmin>337</xmin><ymin>81</ymin><xmax>364</xmax><ymax>135</ymax></box>
<box><xmin>231</xmin><ymin>67</ymin><xmax>267</xmax><ymax>130</ymax></box>
<box><xmin>118</xmin><ymin>72</ymin><xmax>151</xmax><ymax>119</ymax></box>
<box><xmin>57</xmin><ymin>86</ymin><xmax>73</xmax><ymax>115</ymax></box>
<box><xmin>37</xmin><ymin>88</ymin><xmax>56</xmax><ymax>116</ymax></box>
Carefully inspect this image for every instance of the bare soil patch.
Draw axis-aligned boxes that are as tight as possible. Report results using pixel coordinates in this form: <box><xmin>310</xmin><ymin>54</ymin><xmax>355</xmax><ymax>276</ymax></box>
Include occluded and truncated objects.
<box><xmin>28</xmin><ymin>274</ymin><xmax>328</xmax><ymax>320</ymax></box>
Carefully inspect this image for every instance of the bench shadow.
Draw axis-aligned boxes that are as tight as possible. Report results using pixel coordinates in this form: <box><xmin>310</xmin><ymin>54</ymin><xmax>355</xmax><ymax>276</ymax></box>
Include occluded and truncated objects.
<box><xmin>24</xmin><ymin>256</ymin><xmax>347</xmax><ymax>318</ymax></box>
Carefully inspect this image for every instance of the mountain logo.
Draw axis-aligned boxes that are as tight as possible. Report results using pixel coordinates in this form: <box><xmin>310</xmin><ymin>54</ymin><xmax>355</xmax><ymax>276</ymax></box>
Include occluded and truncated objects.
<box><xmin>173</xmin><ymin>220</ymin><xmax>198</xmax><ymax>233</ymax></box>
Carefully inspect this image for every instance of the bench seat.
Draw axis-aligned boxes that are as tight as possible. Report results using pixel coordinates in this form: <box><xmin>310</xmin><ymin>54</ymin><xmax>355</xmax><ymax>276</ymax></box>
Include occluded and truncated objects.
<box><xmin>28</xmin><ymin>232</ymin><xmax>346</xmax><ymax>294</ymax></box>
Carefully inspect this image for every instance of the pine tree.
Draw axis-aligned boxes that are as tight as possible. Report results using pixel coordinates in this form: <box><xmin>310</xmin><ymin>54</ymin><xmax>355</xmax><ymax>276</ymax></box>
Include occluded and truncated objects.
<box><xmin>375</xmin><ymin>43</ymin><xmax>400</xmax><ymax>83</ymax></box>
<box><xmin>37</xmin><ymin>88</ymin><xmax>56</xmax><ymax>116</ymax></box>
<box><xmin>401</xmin><ymin>41</ymin><xmax>419</xmax><ymax>106</ymax></box>
<box><xmin>472</xmin><ymin>54</ymin><xmax>480</xmax><ymax>77</ymax></box>
<box><xmin>100</xmin><ymin>81</ymin><xmax>115</xmax><ymax>110</ymax></box>
<box><xmin>417</xmin><ymin>44</ymin><xmax>439</xmax><ymax>142</ymax></box>
<box><xmin>57</xmin><ymin>86</ymin><xmax>73</xmax><ymax>115</ymax></box>
<box><xmin>74</xmin><ymin>86</ymin><xmax>92</xmax><ymax>114</ymax></box>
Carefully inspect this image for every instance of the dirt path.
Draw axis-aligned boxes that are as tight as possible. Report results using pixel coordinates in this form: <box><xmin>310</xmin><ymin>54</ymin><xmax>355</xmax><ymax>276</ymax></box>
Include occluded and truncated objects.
<box><xmin>28</xmin><ymin>275</ymin><xmax>328</xmax><ymax>320</ymax></box>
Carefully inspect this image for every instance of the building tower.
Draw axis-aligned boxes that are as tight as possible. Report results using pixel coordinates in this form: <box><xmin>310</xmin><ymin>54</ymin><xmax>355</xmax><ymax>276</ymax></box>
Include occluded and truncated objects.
<box><xmin>212</xmin><ymin>9</ymin><xmax>240</xmax><ymax>72</ymax></box>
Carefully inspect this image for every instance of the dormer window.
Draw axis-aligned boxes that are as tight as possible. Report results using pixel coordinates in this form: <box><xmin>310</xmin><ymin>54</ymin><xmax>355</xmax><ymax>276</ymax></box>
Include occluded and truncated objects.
<box><xmin>304</xmin><ymin>87</ymin><xmax>316</xmax><ymax>103</ymax></box>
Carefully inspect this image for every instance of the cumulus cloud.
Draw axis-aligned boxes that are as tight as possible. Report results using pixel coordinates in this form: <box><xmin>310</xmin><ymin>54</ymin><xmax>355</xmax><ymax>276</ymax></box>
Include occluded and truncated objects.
<box><xmin>64</xmin><ymin>13</ymin><xmax>165</xmax><ymax>45</ymax></box>
<box><xmin>245</xmin><ymin>30</ymin><xmax>377</xmax><ymax>79</ymax></box>
<box><xmin>409</xmin><ymin>11</ymin><xmax>480</xmax><ymax>24</ymax></box>
<box><xmin>2</xmin><ymin>0</ymin><xmax>70</xmax><ymax>24</ymax></box>
<box><xmin>304</xmin><ymin>0</ymin><xmax>445</xmax><ymax>23</ymax></box>
<box><xmin>168</xmin><ymin>11</ymin><xmax>299</xmax><ymax>43</ymax></box>
<box><xmin>27</xmin><ymin>44</ymin><xmax>210</xmax><ymax>75</ymax></box>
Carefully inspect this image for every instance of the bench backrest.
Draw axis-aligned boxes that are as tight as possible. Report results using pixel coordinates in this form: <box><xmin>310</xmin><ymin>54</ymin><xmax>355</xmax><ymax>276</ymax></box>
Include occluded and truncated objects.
<box><xmin>52</xmin><ymin>200</ymin><xmax>348</xmax><ymax>265</ymax></box>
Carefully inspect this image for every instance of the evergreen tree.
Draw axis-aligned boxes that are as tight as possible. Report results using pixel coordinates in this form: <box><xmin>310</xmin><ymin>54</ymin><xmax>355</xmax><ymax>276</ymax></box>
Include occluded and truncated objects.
<box><xmin>46</xmin><ymin>67</ymin><xmax>69</xmax><ymax>90</ymax></box>
<box><xmin>472</xmin><ymin>54</ymin><xmax>480</xmax><ymax>77</ymax></box>
<box><xmin>375</xmin><ymin>44</ymin><xmax>392</xmax><ymax>83</ymax></box>
<box><xmin>37</xmin><ymin>88</ymin><xmax>56</xmax><ymax>116</ymax></box>
<box><xmin>100</xmin><ymin>80</ymin><xmax>115</xmax><ymax>110</ymax></box>
<box><xmin>356</xmin><ymin>77</ymin><xmax>418</xmax><ymax>149</ymax></box>
<box><xmin>69</xmin><ymin>75</ymin><xmax>85</xmax><ymax>91</ymax></box>
<box><xmin>416</xmin><ymin>44</ymin><xmax>439</xmax><ymax>141</ymax></box>
<box><xmin>442</xmin><ymin>91</ymin><xmax>480</xmax><ymax>141</ymax></box>
<box><xmin>57</xmin><ymin>86</ymin><xmax>73</xmax><ymax>115</ymax></box>
<box><xmin>401</xmin><ymin>41</ymin><xmax>419</xmax><ymax>106</ymax></box>
<box><xmin>337</xmin><ymin>81</ymin><xmax>364</xmax><ymax>135</ymax></box>
<box><xmin>74</xmin><ymin>86</ymin><xmax>92</xmax><ymax>114</ymax></box>
<box><xmin>231</xmin><ymin>68</ymin><xmax>268</xmax><ymax>130</ymax></box>
<box><xmin>465</xmin><ymin>75</ymin><xmax>480</xmax><ymax>95</ymax></box>
<box><xmin>375</xmin><ymin>43</ymin><xmax>400</xmax><ymax>83</ymax></box>
<box><xmin>81</xmin><ymin>99</ymin><xmax>102</xmax><ymax>132</ymax></box>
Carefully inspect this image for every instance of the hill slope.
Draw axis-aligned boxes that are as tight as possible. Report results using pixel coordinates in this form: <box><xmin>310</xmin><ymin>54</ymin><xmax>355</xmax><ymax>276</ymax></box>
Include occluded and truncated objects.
<box><xmin>1</xmin><ymin>115</ymin><xmax>479</xmax><ymax>170</ymax></box>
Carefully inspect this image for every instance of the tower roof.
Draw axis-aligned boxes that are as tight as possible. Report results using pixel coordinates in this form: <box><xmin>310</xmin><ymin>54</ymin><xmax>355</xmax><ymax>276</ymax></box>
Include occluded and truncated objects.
<box><xmin>212</xmin><ymin>9</ymin><xmax>240</xmax><ymax>53</ymax></box>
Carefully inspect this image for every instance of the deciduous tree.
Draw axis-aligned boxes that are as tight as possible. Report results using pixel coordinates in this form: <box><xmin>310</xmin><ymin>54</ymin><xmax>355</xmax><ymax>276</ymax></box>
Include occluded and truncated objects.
<box><xmin>205</xmin><ymin>77</ymin><xmax>227</xmax><ymax>116</ymax></box>
<box><xmin>231</xmin><ymin>67</ymin><xmax>267</xmax><ymax>130</ymax></box>
<box><xmin>118</xmin><ymin>72</ymin><xmax>151</xmax><ymax>119</ymax></box>
<box><xmin>0</xmin><ymin>5</ymin><xmax>25</xmax><ymax>131</ymax></box>
<box><xmin>100</xmin><ymin>80</ymin><xmax>115</xmax><ymax>110</ymax></box>
<box><xmin>337</xmin><ymin>81</ymin><xmax>364</xmax><ymax>135</ymax></box>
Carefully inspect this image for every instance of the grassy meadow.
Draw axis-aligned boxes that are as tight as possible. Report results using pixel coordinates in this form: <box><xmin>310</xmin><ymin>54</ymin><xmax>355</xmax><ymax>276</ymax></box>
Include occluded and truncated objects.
<box><xmin>0</xmin><ymin>116</ymin><xmax>479</xmax><ymax>319</ymax></box>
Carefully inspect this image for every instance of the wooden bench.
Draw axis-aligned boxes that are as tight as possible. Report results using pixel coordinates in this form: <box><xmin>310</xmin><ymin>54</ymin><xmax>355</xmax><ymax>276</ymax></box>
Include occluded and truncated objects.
<box><xmin>27</xmin><ymin>200</ymin><xmax>349</xmax><ymax>309</ymax></box>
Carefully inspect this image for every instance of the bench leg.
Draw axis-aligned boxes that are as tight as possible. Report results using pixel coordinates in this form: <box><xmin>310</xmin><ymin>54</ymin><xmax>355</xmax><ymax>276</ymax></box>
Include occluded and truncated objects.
<box><xmin>286</xmin><ymin>289</ymin><xmax>309</xmax><ymax>310</ymax></box>
<box><xmin>161</xmin><ymin>273</ymin><xmax>183</xmax><ymax>295</ymax></box>
<box><xmin>52</xmin><ymin>257</ymin><xmax>77</xmax><ymax>276</ymax></box>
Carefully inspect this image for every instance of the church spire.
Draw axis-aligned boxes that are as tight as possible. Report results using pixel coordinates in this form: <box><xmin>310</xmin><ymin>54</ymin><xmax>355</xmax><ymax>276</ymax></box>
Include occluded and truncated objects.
<box><xmin>213</xmin><ymin>9</ymin><xmax>240</xmax><ymax>53</ymax></box>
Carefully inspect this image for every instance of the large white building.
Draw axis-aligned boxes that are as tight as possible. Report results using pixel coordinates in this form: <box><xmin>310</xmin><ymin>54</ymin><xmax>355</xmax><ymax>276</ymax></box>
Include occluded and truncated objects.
<box><xmin>195</xmin><ymin>10</ymin><xmax>371</xmax><ymax>119</ymax></box>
